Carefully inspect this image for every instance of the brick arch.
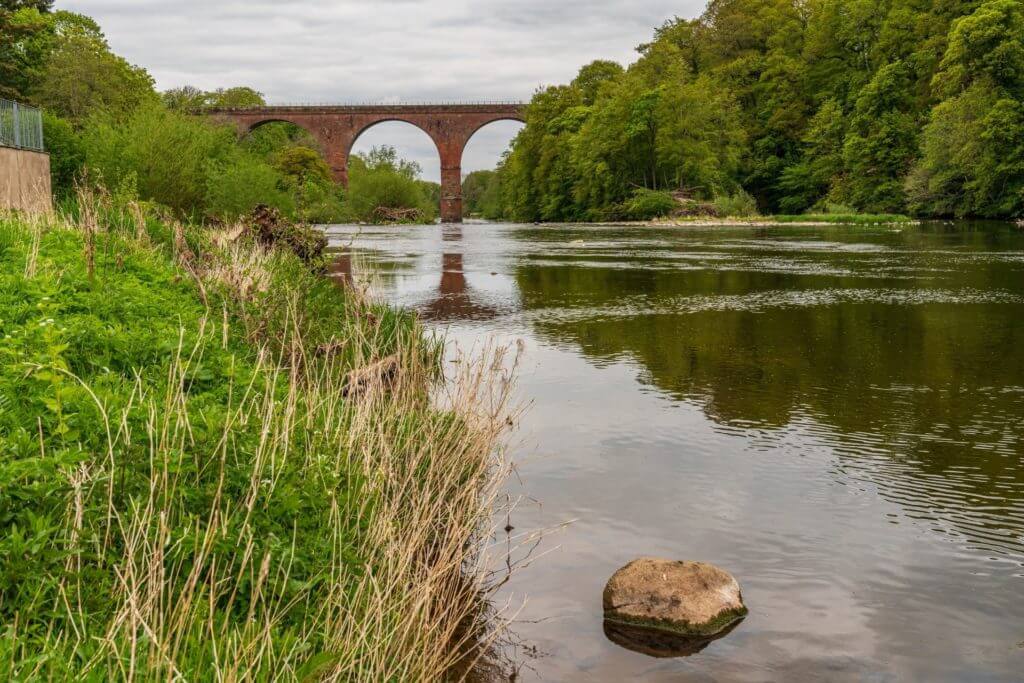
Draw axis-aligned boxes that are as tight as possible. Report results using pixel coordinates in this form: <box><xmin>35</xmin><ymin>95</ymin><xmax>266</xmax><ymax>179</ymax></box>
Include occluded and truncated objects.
<box><xmin>345</xmin><ymin>117</ymin><xmax>437</xmax><ymax>158</ymax></box>
<box><xmin>208</xmin><ymin>104</ymin><xmax>525</xmax><ymax>223</ymax></box>
<box><xmin>460</xmin><ymin>117</ymin><xmax>526</xmax><ymax>168</ymax></box>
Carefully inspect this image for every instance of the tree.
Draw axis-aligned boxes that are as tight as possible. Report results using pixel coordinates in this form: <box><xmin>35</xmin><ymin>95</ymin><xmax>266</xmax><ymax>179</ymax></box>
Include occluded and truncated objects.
<box><xmin>462</xmin><ymin>169</ymin><xmax>505</xmax><ymax>218</ymax></box>
<box><xmin>777</xmin><ymin>99</ymin><xmax>847</xmax><ymax>213</ymax></box>
<box><xmin>934</xmin><ymin>0</ymin><xmax>1024</xmax><ymax>97</ymax></box>
<box><xmin>163</xmin><ymin>85</ymin><xmax>265</xmax><ymax>111</ymax></box>
<box><xmin>0</xmin><ymin>1</ymin><xmax>52</xmax><ymax>10</ymax></box>
<box><xmin>162</xmin><ymin>86</ymin><xmax>207</xmax><ymax>111</ymax></box>
<box><xmin>907</xmin><ymin>0</ymin><xmax>1024</xmax><ymax>217</ymax></box>
<box><xmin>32</xmin><ymin>33</ymin><xmax>157</xmax><ymax>123</ymax></box>
<box><xmin>274</xmin><ymin>146</ymin><xmax>331</xmax><ymax>184</ymax></box>
<box><xmin>346</xmin><ymin>146</ymin><xmax>438</xmax><ymax>223</ymax></box>
<box><xmin>206</xmin><ymin>87</ymin><xmax>265</xmax><ymax>109</ymax></box>
<box><xmin>571</xmin><ymin>60</ymin><xmax>624</xmax><ymax>105</ymax></box>
<box><xmin>840</xmin><ymin>61</ymin><xmax>920</xmax><ymax>212</ymax></box>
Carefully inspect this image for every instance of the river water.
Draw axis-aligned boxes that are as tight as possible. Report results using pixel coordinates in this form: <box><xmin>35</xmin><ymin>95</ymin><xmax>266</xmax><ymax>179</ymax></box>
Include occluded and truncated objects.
<box><xmin>326</xmin><ymin>221</ymin><xmax>1024</xmax><ymax>682</ymax></box>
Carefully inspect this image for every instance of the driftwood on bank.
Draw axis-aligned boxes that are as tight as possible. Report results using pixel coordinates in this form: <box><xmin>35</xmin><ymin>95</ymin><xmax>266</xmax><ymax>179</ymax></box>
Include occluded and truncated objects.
<box><xmin>372</xmin><ymin>206</ymin><xmax>425</xmax><ymax>224</ymax></box>
<box><xmin>342</xmin><ymin>354</ymin><xmax>401</xmax><ymax>398</ymax></box>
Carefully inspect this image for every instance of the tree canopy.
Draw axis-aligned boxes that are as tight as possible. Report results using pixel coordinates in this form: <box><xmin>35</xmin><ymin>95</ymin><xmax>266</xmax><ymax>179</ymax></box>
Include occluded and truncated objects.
<box><xmin>485</xmin><ymin>0</ymin><xmax>1024</xmax><ymax>220</ymax></box>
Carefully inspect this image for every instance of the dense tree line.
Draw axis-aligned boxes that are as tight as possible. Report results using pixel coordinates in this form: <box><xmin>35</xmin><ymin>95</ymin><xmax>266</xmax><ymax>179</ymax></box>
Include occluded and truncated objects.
<box><xmin>479</xmin><ymin>0</ymin><xmax>1024</xmax><ymax>221</ymax></box>
<box><xmin>0</xmin><ymin>6</ymin><xmax>437</xmax><ymax>223</ymax></box>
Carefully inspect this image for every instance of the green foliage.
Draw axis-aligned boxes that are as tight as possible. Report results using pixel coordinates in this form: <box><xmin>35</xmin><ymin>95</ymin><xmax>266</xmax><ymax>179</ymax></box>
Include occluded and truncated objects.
<box><xmin>840</xmin><ymin>62</ymin><xmax>920</xmax><ymax>213</ymax></box>
<box><xmin>274</xmin><ymin>146</ymin><xmax>332</xmax><ymax>184</ymax></box>
<box><xmin>713</xmin><ymin>190</ymin><xmax>759</xmax><ymax>217</ymax></box>
<box><xmin>480</xmin><ymin>0</ymin><xmax>1024</xmax><ymax>220</ymax></box>
<box><xmin>203</xmin><ymin>154</ymin><xmax>295</xmax><ymax>219</ymax></box>
<box><xmin>772</xmin><ymin>213</ymin><xmax>913</xmax><ymax>223</ymax></box>
<box><xmin>344</xmin><ymin>146</ymin><xmax>439</xmax><ymax>223</ymax></box>
<box><xmin>0</xmin><ymin>205</ymin><xmax>472</xmax><ymax>678</ymax></box>
<box><xmin>79</xmin><ymin>105</ymin><xmax>290</xmax><ymax>219</ymax></box>
<box><xmin>907</xmin><ymin>0</ymin><xmax>1024</xmax><ymax>217</ymax></box>
<box><xmin>163</xmin><ymin>85</ymin><xmax>267</xmax><ymax>111</ymax></box>
<box><xmin>618</xmin><ymin>189</ymin><xmax>678</xmax><ymax>221</ymax></box>
<box><xmin>462</xmin><ymin>169</ymin><xmax>505</xmax><ymax>218</ymax></box>
<box><xmin>907</xmin><ymin>82</ymin><xmax>1024</xmax><ymax>217</ymax></box>
<box><xmin>571</xmin><ymin>59</ymin><xmax>625</xmax><ymax>105</ymax></box>
<box><xmin>41</xmin><ymin>112</ymin><xmax>84</xmax><ymax>196</ymax></box>
<box><xmin>0</xmin><ymin>7</ymin><xmax>48</xmax><ymax>100</ymax></box>
<box><xmin>935</xmin><ymin>0</ymin><xmax>1024</xmax><ymax>97</ymax></box>
<box><xmin>31</xmin><ymin>30</ymin><xmax>157</xmax><ymax>123</ymax></box>
<box><xmin>1</xmin><ymin>1</ymin><xmax>52</xmax><ymax>9</ymax></box>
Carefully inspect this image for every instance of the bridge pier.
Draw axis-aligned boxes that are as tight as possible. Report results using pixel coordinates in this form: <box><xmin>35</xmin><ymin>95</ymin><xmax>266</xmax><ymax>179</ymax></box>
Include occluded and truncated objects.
<box><xmin>440</xmin><ymin>165</ymin><xmax>463</xmax><ymax>224</ymax></box>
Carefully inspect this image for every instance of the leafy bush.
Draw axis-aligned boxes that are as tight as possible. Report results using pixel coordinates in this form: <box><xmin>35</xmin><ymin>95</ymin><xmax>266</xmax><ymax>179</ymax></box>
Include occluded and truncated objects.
<box><xmin>619</xmin><ymin>189</ymin><xmax>678</xmax><ymax>220</ymax></box>
<box><xmin>712</xmin><ymin>190</ymin><xmax>759</xmax><ymax>217</ymax></box>
<box><xmin>203</xmin><ymin>155</ymin><xmax>294</xmax><ymax>219</ymax></box>
<box><xmin>79</xmin><ymin>105</ymin><xmax>293</xmax><ymax>220</ymax></box>
<box><xmin>345</xmin><ymin>147</ymin><xmax>438</xmax><ymax>223</ymax></box>
<box><xmin>41</xmin><ymin>112</ymin><xmax>84</xmax><ymax>197</ymax></box>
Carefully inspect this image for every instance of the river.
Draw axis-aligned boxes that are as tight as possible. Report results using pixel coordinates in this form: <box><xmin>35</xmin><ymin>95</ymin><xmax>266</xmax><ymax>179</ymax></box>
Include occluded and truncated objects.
<box><xmin>326</xmin><ymin>221</ymin><xmax>1024</xmax><ymax>682</ymax></box>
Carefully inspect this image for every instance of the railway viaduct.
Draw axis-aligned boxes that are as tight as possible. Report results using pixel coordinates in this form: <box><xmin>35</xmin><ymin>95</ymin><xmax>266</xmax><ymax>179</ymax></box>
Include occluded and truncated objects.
<box><xmin>207</xmin><ymin>104</ymin><xmax>526</xmax><ymax>223</ymax></box>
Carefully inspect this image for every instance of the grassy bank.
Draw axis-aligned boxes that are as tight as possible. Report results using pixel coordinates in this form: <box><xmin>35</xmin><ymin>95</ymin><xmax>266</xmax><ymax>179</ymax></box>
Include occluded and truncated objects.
<box><xmin>769</xmin><ymin>213</ymin><xmax>913</xmax><ymax>224</ymax></box>
<box><xmin>0</xmin><ymin>198</ymin><xmax>514</xmax><ymax>679</ymax></box>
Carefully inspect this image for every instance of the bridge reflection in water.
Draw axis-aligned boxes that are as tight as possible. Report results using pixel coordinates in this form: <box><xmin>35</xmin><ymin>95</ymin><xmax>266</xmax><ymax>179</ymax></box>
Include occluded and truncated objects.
<box><xmin>329</xmin><ymin>228</ymin><xmax>499</xmax><ymax>322</ymax></box>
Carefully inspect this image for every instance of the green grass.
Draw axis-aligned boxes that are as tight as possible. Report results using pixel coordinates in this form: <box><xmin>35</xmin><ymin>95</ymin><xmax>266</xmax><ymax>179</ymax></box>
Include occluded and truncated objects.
<box><xmin>770</xmin><ymin>213</ymin><xmax>914</xmax><ymax>224</ymax></box>
<box><xmin>0</xmin><ymin>202</ymin><xmax>513</xmax><ymax>680</ymax></box>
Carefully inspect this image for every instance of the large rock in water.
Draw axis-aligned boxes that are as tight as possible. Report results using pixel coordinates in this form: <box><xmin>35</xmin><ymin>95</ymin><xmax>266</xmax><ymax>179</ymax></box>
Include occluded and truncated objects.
<box><xmin>603</xmin><ymin>558</ymin><xmax>747</xmax><ymax>639</ymax></box>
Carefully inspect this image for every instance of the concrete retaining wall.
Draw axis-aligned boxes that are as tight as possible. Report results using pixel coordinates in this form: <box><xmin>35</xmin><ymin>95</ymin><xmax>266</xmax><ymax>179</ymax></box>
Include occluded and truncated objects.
<box><xmin>0</xmin><ymin>146</ymin><xmax>52</xmax><ymax>213</ymax></box>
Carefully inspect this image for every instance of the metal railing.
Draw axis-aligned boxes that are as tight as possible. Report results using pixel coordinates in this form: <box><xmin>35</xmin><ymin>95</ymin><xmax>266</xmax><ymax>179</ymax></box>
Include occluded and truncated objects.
<box><xmin>208</xmin><ymin>100</ymin><xmax>528</xmax><ymax>111</ymax></box>
<box><xmin>0</xmin><ymin>99</ymin><xmax>45</xmax><ymax>152</ymax></box>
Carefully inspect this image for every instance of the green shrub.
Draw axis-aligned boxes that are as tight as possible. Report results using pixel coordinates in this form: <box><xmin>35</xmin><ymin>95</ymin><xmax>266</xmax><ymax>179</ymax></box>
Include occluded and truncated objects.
<box><xmin>41</xmin><ymin>113</ymin><xmax>85</xmax><ymax>197</ymax></box>
<box><xmin>712</xmin><ymin>190</ymin><xmax>759</xmax><ymax>217</ymax></box>
<box><xmin>79</xmin><ymin>105</ymin><xmax>293</xmax><ymax>220</ymax></box>
<box><xmin>346</xmin><ymin>149</ymin><xmax>438</xmax><ymax>223</ymax></box>
<box><xmin>619</xmin><ymin>189</ymin><xmax>677</xmax><ymax>220</ymax></box>
<box><xmin>203</xmin><ymin>155</ymin><xmax>294</xmax><ymax>220</ymax></box>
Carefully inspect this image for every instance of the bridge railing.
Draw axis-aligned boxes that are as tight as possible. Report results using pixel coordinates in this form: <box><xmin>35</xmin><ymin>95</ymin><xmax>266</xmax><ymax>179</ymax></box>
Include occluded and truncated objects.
<box><xmin>208</xmin><ymin>100</ymin><xmax>527</xmax><ymax>110</ymax></box>
<box><xmin>0</xmin><ymin>99</ymin><xmax>45</xmax><ymax>152</ymax></box>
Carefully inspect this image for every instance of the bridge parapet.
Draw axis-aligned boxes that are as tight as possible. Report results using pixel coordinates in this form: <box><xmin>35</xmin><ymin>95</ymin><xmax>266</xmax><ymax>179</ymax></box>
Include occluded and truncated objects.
<box><xmin>206</xmin><ymin>103</ymin><xmax>527</xmax><ymax>223</ymax></box>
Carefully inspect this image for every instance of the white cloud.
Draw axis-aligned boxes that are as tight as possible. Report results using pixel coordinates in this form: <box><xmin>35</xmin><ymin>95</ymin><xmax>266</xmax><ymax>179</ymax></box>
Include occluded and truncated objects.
<box><xmin>58</xmin><ymin>0</ymin><xmax>705</xmax><ymax>180</ymax></box>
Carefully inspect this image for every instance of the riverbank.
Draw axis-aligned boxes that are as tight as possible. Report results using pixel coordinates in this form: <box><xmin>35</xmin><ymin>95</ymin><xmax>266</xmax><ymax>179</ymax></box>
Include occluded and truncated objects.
<box><xmin>541</xmin><ymin>214</ymin><xmax>918</xmax><ymax>229</ymax></box>
<box><xmin>0</xmin><ymin>199</ymin><xmax>514</xmax><ymax>679</ymax></box>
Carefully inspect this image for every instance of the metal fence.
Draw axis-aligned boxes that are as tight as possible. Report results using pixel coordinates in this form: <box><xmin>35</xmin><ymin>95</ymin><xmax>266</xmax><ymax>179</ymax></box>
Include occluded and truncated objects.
<box><xmin>0</xmin><ymin>99</ymin><xmax>45</xmax><ymax>152</ymax></box>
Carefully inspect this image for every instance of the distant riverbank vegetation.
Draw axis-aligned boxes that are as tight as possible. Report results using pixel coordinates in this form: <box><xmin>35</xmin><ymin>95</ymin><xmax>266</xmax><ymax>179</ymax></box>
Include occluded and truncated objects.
<box><xmin>1</xmin><ymin>4</ymin><xmax>438</xmax><ymax>224</ymax></box>
<box><xmin>466</xmin><ymin>0</ymin><xmax>1024</xmax><ymax>222</ymax></box>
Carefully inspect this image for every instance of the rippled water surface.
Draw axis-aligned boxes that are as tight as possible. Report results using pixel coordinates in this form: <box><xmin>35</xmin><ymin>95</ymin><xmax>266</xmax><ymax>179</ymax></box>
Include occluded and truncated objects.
<box><xmin>326</xmin><ymin>222</ymin><xmax>1024</xmax><ymax>682</ymax></box>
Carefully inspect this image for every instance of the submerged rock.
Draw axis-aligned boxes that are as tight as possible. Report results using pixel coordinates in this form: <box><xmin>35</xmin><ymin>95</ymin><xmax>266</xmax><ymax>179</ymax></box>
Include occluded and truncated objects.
<box><xmin>603</xmin><ymin>558</ymin><xmax>747</xmax><ymax>644</ymax></box>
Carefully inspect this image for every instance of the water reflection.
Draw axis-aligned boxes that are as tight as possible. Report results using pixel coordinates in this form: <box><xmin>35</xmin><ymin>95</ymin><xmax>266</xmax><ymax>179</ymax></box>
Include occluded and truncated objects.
<box><xmin>328</xmin><ymin>249</ymin><xmax>354</xmax><ymax>285</ymax></box>
<box><xmin>326</xmin><ymin>221</ymin><xmax>1024</xmax><ymax>682</ymax></box>
<box><xmin>420</xmin><ymin>252</ymin><xmax>500</xmax><ymax>321</ymax></box>
<box><xmin>604</xmin><ymin>620</ymin><xmax>745</xmax><ymax>659</ymax></box>
<box><xmin>511</xmin><ymin>240</ymin><xmax>1024</xmax><ymax>563</ymax></box>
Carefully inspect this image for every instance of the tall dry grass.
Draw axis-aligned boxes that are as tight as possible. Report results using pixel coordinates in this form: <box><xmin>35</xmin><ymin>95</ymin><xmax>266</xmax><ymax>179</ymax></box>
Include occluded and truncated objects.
<box><xmin>0</xmin><ymin>195</ymin><xmax>520</xmax><ymax>681</ymax></box>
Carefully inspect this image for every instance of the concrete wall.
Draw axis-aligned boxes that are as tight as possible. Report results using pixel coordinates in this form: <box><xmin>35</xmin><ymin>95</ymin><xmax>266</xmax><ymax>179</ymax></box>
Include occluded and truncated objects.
<box><xmin>0</xmin><ymin>146</ymin><xmax>52</xmax><ymax>213</ymax></box>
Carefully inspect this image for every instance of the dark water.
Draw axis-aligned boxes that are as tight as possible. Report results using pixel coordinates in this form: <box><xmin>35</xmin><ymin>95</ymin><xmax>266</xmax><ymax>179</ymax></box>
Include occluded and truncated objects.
<box><xmin>326</xmin><ymin>221</ymin><xmax>1024</xmax><ymax>682</ymax></box>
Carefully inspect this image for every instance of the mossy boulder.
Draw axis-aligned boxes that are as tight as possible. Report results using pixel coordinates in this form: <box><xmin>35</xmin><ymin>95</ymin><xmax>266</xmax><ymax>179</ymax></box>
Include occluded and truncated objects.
<box><xmin>603</xmin><ymin>558</ymin><xmax>747</xmax><ymax>640</ymax></box>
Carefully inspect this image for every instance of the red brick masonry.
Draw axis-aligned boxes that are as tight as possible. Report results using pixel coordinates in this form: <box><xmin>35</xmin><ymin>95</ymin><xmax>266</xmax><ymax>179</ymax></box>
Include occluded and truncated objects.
<box><xmin>208</xmin><ymin>104</ymin><xmax>526</xmax><ymax>223</ymax></box>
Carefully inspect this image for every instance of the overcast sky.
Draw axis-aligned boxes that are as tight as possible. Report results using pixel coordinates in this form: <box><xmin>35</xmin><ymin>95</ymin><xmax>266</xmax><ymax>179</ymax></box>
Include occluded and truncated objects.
<box><xmin>60</xmin><ymin>1</ymin><xmax>703</xmax><ymax>181</ymax></box>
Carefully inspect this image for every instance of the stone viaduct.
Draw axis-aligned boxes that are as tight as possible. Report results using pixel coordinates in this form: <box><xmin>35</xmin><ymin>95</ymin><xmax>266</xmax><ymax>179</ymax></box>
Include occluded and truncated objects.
<box><xmin>207</xmin><ymin>104</ymin><xmax>526</xmax><ymax>223</ymax></box>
